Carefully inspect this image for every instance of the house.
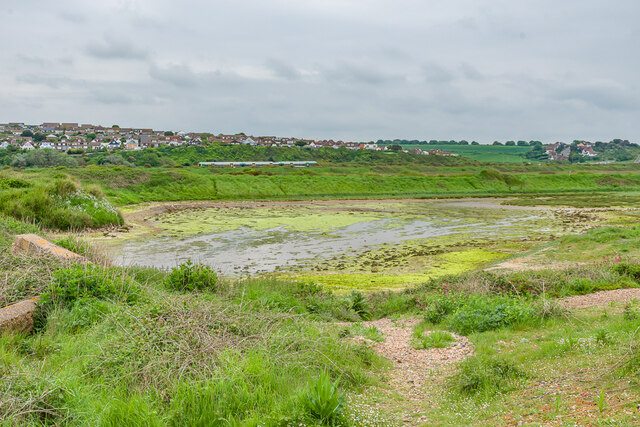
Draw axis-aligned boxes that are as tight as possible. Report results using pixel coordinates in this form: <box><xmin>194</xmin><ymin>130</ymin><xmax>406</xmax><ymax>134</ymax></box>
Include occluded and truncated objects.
<box><xmin>39</xmin><ymin>141</ymin><xmax>54</xmax><ymax>150</ymax></box>
<box><xmin>21</xmin><ymin>142</ymin><xmax>35</xmax><ymax>150</ymax></box>
<box><xmin>580</xmin><ymin>146</ymin><xmax>597</xmax><ymax>157</ymax></box>
<box><xmin>0</xmin><ymin>141</ymin><xmax>9</xmax><ymax>149</ymax></box>
<box><xmin>242</xmin><ymin>137</ymin><xmax>257</xmax><ymax>146</ymax></box>
<box><xmin>125</xmin><ymin>138</ymin><xmax>140</xmax><ymax>150</ymax></box>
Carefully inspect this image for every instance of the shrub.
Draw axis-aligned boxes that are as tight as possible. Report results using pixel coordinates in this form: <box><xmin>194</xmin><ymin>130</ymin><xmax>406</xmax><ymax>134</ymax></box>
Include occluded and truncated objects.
<box><xmin>614</xmin><ymin>262</ymin><xmax>640</xmax><ymax>282</ymax></box>
<box><xmin>41</xmin><ymin>264</ymin><xmax>139</xmax><ymax>308</ymax></box>
<box><xmin>417</xmin><ymin>292</ymin><xmax>467</xmax><ymax>324</ymax></box>
<box><xmin>303</xmin><ymin>372</ymin><xmax>345</xmax><ymax>425</ymax></box>
<box><xmin>446</xmin><ymin>296</ymin><xmax>537</xmax><ymax>335</ymax></box>
<box><xmin>166</xmin><ymin>260</ymin><xmax>218</xmax><ymax>292</ymax></box>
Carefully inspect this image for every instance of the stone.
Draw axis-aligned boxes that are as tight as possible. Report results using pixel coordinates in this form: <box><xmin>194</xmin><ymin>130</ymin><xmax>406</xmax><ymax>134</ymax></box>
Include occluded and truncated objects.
<box><xmin>0</xmin><ymin>298</ymin><xmax>38</xmax><ymax>334</ymax></box>
<box><xmin>12</xmin><ymin>234</ymin><xmax>87</xmax><ymax>263</ymax></box>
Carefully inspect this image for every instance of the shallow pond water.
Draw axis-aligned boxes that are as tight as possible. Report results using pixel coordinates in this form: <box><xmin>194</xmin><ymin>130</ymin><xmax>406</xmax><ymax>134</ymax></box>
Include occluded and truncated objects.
<box><xmin>104</xmin><ymin>200</ymin><xmax>560</xmax><ymax>284</ymax></box>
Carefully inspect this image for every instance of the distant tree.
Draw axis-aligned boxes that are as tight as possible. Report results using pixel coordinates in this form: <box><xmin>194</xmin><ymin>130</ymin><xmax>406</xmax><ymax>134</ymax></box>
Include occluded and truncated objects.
<box><xmin>112</xmin><ymin>125</ymin><xmax>120</xmax><ymax>129</ymax></box>
<box><xmin>86</xmin><ymin>133</ymin><xmax>97</xmax><ymax>141</ymax></box>
<box><xmin>164</xmin><ymin>131</ymin><xmax>174</xmax><ymax>136</ymax></box>
<box><xmin>32</xmin><ymin>133</ymin><xmax>46</xmax><ymax>142</ymax></box>
<box><xmin>120</xmin><ymin>137</ymin><xmax>126</xmax><ymax>143</ymax></box>
<box><xmin>388</xmin><ymin>144</ymin><xmax>403</xmax><ymax>151</ymax></box>
<box><xmin>471</xmin><ymin>141</ymin><xmax>480</xmax><ymax>145</ymax></box>
<box><xmin>492</xmin><ymin>141</ymin><xmax>503</xmax><ymax>146</ymax></box>
<box><xmin>459</xmin><ymin>140</ymin><xmax>469</xmax><ymax>145</ymax></box>
<box><xmin>21</xmin><ymin>130</ymin><xmax>33</xmax><ymax>137</ymax></box>
<box><xmin>295</xmin><ymin>140</ymin><xmax>307</xmax><ymax>147</ymax></box>
<box><xmin>516</xmin><ymin>140</ymin><xmax>528</xmax><ymax>146</ymax></box>
<box><xmin>505</xmin><ymin>141</ymin><xmax>516</xmax><ymax>146</ymax></box>
<box><xmin>67</xmin><ymin>148</ymin><xmax>84</xmax><ymax>154</ymax></box>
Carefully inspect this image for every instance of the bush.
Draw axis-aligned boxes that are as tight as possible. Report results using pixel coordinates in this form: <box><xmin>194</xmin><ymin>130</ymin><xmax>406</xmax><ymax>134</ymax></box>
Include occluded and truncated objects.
<box><xmin>302</xmin><ymin>372</ymin><xmax>345</xmax><ymax>425</ymax></box>
<box><xmin>41</xmin><ymin>264</ymin><xmax>139</xmax><ymax>308</ymax></box>
<box><xmin>166</xmin><ymin>260</ymin><xmax>218</xmax><ymax>292</ymax></box>
<box><xmin>446</xmin><ymin>296</ymin><xmax>537</xmax><ymax>335</ymax></box>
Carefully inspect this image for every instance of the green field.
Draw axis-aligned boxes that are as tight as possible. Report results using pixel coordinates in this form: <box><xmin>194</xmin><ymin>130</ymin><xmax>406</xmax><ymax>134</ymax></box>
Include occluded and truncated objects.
<box><xmin>400</xmin><ymin>144</ymin><xmax>534</xmax><ymax>163</ymax></box>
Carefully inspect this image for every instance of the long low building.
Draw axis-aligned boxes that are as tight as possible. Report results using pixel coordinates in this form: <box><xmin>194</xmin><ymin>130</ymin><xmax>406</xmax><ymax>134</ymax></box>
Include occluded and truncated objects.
<box><xmin>198</xmin><ymin>161</ymin><xmax>317</xmax><ymax>167</ymax></box>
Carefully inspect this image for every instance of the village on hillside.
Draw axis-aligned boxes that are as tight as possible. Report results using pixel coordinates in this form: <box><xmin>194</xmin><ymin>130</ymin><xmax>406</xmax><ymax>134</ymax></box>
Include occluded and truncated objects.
<box><xmin>0</xmin><ymin>122</ymin><xmax>635</xmax><ymax>162</ymax></box>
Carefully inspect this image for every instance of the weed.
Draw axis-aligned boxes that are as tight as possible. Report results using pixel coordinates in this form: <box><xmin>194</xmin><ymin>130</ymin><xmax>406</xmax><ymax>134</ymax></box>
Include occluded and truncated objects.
<box><xmin>349</xmin><ymin>290</ymin><xmax>371</xmax><ymax>320</ymax></box>
<box><xmin>598</xmin><ymin>389</ymin><xmax>607</xmax><ymax>413</ymax></box>
<box><xmin>165</xmin><ymin>259</ymin><xmax>219</xmax><ymax>292</ymax></box>
<box><xmin>303</xmin><ymin>372</ymin><xmax>345</xmax><ymax>425</ymax></box>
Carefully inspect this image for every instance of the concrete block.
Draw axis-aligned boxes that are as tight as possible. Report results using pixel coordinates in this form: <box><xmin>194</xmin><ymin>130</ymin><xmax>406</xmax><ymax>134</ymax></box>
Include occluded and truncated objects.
<box><xmin>12</xmin><ymin>234</ymin><xmax>87</xmax><ymax>263</ymax></box>
<box><xmin>0</xmin><ymin>298</ymin><xmax>38</xmax><ymax>334</ymax></box>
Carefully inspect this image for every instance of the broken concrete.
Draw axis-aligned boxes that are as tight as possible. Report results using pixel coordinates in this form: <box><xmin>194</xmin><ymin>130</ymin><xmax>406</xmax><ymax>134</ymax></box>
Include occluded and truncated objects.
<box><xmin>12</xmin><ymin>234</ymin><xmax>87</xmax><ymax>263</ymax></box>
<box><xmin>0</xmin><ymin>298</ymin><xmax>38</xmax><ymax>334</ymax></box>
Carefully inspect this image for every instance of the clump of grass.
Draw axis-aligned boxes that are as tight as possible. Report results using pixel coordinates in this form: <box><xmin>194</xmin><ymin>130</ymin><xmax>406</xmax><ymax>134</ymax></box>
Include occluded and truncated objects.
<box><xmin>339</xmin><ymin>323</ymin><xmax>385</xmax><ymax>342</ymax></box>
<box><xmin>451</xmin><ymin>356</ymin><xmax>526</xmax><ymax>401</ymax></box>
<box><xmin>413</xmin><ymin>330</ymin><xmax>456</xmax><ymax>350</ymax></box>
<box><xmin>165</xmin><ymin>259</ymin><xmax>219</xmax><ymax>292</ymax></box>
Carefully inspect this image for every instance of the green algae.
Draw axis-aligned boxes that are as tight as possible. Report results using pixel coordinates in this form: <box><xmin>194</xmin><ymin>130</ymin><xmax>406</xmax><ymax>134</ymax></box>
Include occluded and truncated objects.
<box><xmin>101</xmin><ymin>199</ymin><xmax>617</xmax><ymax>291</ymax></box>
<box><xmin>280</xmin><ymin>248</ymin><xmax>507</xmax><ymax>292</ymax></box>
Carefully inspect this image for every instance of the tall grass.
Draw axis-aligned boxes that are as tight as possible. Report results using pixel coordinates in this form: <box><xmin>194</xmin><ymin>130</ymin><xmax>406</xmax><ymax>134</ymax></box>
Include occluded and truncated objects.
<box><xmin>0</xmin><ymin>177</ymin><xmax>123</xmax><ymax>230</ymax></box>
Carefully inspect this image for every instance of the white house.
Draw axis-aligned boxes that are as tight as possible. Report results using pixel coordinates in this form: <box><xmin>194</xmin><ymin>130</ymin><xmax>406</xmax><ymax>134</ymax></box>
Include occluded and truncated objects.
<box><xmin>0</xmin><ymin>141</ymin><xmax>9</xmax><ymax>149</ymax></box>
<box><xmin>39</xmin><ymin>141</ymin><xmax>54</xmax><ymax>150</ymax></box>
<box><xmin>242</xmin><ymin>137</ymin><xmax>257</xmax><ymax>146</ymax></box>
<box><xmin>21</xmin><ymin>142</ymin><xmax>35</xmax><ymax>150</ymax></box>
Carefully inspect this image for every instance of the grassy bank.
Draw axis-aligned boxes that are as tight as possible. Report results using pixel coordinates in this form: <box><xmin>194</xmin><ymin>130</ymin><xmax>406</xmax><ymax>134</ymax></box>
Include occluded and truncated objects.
<box><xmin>0</xmin><ymin>173</ymin><xmax>123</xmax><ymax>230</ymax></box>
<box><xmin>3</xmin><ymin>165</ymin><xmax>640</xmax><ymax>209</ymax></box>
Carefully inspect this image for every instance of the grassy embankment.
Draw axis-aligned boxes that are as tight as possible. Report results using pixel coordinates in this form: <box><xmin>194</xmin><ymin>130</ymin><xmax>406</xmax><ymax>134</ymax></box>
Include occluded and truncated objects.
<box><xmin>2</xmin><ymin>164</ymin><xmax>640</xmax><ymax>210</ymax></box>
<box><xmin>3</xmin><ymin>213</ymin><xmax>640</xmax><ymax>424</ymax></box>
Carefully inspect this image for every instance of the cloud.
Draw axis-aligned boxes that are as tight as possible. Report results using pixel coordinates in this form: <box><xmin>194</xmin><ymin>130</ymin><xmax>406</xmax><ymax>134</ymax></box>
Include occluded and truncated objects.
<box><xmin>148</xmin><ymin>63</ymin><xmax>202</xmax><ymax>87</ymax></box>
<box><xmin>553</xmin><ymin>83</ymin><xmax>639</xmax><ymax>111</ymax></box>
<box><xmin>422</xmin><ymin>63</ymin><xmax>455</xmax><ymax>84</ymax></box>
<box><xmin>15</xmin><ymin>74</ymin><xmax>78</xmax><ymax>89</ymax></box>
<box><xmin>85</xmin><ymin>37</ymin><xmax>149</xmax><ymax>60</ymax></box>
<box><xmin>321</xmin><ymin>62</ymin><xmax>404</xmax><ymax>85</ymax></box>
<box><xmin>265</xmin><ymin>58</ymin><xmax>301</xmax><ymax>80</ymax></box>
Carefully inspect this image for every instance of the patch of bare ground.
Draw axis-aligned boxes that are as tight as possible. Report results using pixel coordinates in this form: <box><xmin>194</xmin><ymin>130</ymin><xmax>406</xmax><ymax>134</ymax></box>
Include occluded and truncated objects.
<box><xmin>560</xmin><ymin>288</ymin><xmax>640</xmax><ymax>310</ymax></box>
<box><xmin>351</xmin><ymin>318</ymin><xmax>473</xmax><ymax>425</ymax></box>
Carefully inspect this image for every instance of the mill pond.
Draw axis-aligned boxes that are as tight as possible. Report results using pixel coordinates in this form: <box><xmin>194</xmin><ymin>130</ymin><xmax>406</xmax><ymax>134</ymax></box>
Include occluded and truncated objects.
<box><xmin>99</xmin><ymin>199</ymin><xmax>593</xmax><ymax>291</ymax></box>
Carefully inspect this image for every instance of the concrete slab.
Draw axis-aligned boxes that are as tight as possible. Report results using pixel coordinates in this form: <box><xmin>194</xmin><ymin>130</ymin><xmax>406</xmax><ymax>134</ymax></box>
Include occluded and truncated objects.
<box><xmin>12</xmin><ymin>234</ymin><xmax>87</xmax><ymax>263</ymax></box>
<box><xmin>0</xmin><ymin>298</ymin><xmax>38</xmax><ymax>334</ymax></box>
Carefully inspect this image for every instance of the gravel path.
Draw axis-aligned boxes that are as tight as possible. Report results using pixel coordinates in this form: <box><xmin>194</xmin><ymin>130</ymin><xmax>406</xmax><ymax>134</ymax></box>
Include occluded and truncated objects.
<box><xmin>560</xmin><ymin>288</ymin><xmax>640</xmax><ymax>309</ymax></box>
<box><xmin>358</xmin><ymin>318</ymin><xmax>473</xmax><ymax>424</ymax></box>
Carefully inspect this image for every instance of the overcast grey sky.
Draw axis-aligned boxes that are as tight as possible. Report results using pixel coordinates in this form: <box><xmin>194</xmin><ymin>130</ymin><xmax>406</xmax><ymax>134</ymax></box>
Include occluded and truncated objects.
<box><xmin>1</xmin><ymin>0</ymin><xmax>638</xmax><ymax>142</ymax></box>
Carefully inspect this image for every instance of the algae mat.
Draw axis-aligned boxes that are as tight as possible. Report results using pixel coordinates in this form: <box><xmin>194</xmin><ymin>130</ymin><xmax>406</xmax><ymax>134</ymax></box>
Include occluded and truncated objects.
<box><xmin>102</xmin><ymin>199</ymin><xmax>586</xmax><ymax>290</ymax></box>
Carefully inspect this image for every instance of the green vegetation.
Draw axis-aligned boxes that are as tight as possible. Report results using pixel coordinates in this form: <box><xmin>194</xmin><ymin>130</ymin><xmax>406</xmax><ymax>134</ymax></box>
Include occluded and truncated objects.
<box><xmin>165</xmin><ymin>259</ymin><xmax>219</xmax><ymax>292</ymax></box>
<box><xmin>412</xmin><ymin>329</ymin><xmax>455</xmax><ymax>349</ymax></box>
<box><xmin>0</xmin><ymin>174</ymin><xmax>123</xmax><ymax>230</ymax></box>
<box><xmin>2</xmin><ymin>213</ymin><xmax>640</xmax><ymax>423</ymax></box>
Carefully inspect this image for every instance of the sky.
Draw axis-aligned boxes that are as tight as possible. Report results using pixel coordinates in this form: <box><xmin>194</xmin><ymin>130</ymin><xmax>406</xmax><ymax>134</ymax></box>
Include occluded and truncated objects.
<box><xmin>1</xmin><ymin>0</ymin><xmax>639</xmax><ymax>142</ymax></box>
